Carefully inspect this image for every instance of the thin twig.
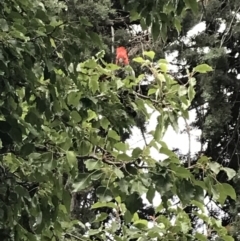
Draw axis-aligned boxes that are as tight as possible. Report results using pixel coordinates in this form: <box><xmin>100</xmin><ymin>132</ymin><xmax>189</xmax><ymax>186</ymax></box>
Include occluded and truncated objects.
<box><xmin>184</xmin><ymin>118</ymin><xmax>191</xmax><ymax>167</ymax></box>
<box><xmin>220</xmin><ymin>6</ymin><xmax>240</xmax><ymax>48</ymax></box>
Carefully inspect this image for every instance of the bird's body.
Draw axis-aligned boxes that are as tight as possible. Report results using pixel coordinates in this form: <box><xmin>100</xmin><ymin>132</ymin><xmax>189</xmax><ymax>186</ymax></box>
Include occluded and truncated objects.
<box><xmin>116</xmin><ymin>46</ymin><xmax>129</xmax><ymax>66</ymax></box>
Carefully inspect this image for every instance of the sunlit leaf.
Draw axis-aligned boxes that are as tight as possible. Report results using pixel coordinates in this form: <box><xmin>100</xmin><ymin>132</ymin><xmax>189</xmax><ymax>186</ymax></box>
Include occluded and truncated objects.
<box><xmin>221</xmin><ymin>183</ymin><xmax>236</xmax><ymax>200</ymax></box>
<box><xmin>143</xmin><ymin>51</ymin><xmax>155</xmax><ymax>60</ymax></box>
<box><xmin>66</xmin><ymin>151</ymin><xmax>77</xmax><ymax>169</ymax></box>
<box><xmin>0</xmin><ymin>18</ymin><xmax>9</xmax><ymax>31</ymax></box>
<box><xmin>184</xmin><ymin>0</ymin><xmax>199</xmax><ymax>15</ymax></box>
<box><xmin>193</xmin><ymin>64</ymin><xmax>213</xmax><ymax>73</ymax></box>
<box><xmin>108</xmin><ymin>130</ymin><xmax>120</xmax><ymax>141</ymax></box>
<box><xmin>85</xmin><ymin>159</ymin><xmax>102</xmax><ymax>171</ymax></box>
<box><xmin>209</xmin><ymin>162</ymin><xmax>221</xmax><ymax>175</ymax></box>
<box><xmin>91</xmin><ymin>202</ymin><xmax>117</xmax><ymax>209</ymax></box>
<box><xmin>73</xmin><ymin>174</ymin><xmax>92</xmax><ymax>192</ymax></box>
<box><xmin>221</xmin><ymin>167</ymin><xmax>236</xmax><ymax>180</ymax></box>
<box><xmin>133</xmin><ymin>57</ymin><xmax>145</xmax><ymax>63</ymax></box>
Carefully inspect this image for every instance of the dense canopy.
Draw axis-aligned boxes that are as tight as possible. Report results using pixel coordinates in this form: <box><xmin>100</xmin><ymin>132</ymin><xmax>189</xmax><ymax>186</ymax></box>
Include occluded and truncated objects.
<box><xmin>0</xmin><ymin>0</ymin><xmax>238</xmax><ymax>241</ymax></box>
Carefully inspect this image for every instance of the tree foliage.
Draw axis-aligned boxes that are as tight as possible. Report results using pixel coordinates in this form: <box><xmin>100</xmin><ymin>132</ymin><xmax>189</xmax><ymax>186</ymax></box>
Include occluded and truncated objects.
<box><xmin>0</xmin><ymin>0</ymin><xmax>237</xmax><ymax>240</ymax></box>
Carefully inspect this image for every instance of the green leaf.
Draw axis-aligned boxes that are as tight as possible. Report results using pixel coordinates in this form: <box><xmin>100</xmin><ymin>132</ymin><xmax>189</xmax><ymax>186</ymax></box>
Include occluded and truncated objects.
<box><xmin>198</xmin><ymin>155</ymin><xmax>209</xmax><ymax>164</ymax></box>
<box><xmin>160</xmin><ymin>23</ymin><xmax>168</xmax><ymax>41</ymax></box>
<box><xmin>154</xmin><ymin>122</ymin><xmax>164</xmax><ymax>141</ymax></box>
<box><xmin>67</xmin><ymin>92</ymin><xmax>81</xmax><ymax>107</ymax></box>
<box><xmin>215</xmin><ymin>183</ymin><xmax>227</xmax><ymax>205</ymax></box>
<box><xmin>91</xmin><ymin>172</ymin><xmax>103</xmax><ymax>181</ymax></box>
<box><xmin>117</xmin><ymin>153</ymin><xmax>132</xmax><ymax>162</ymax></box>
<box><xmin>123</xmin><ymin>209</ymin><xmax>133</xmax><ymax>223</ymax></box>
<box><xmin>29</xmin><ymin>153</ymin><xmax>41</xmax><ymax>160</ymax></box>
<box><xmin>195</xmin><ymin>232</ymin><xmax>208</xmax><ymax>241</ymax></box>
<box><xmin>132</xmin><ymin>147</ymin><xmax>142</xmax><ymax>158</ymax></box>
<box><xmin>168</xmin><ymin>112</ymin><xmax>179</xmax><ymax>133</ymax></box>
<box><xmin>50</xmin><ymin>38</ymin><xmax>56</xmax><ymax>48</ymax></box>
<box><xmin>160</xmin><ymin>147</ymin><xmax>178</xmax><ymax>158</ymax></box>
<box><xmin>100</xmin><ymin>117</ymin><xmax>110</xmax><ymax>129</ymax></box>
<box><xmin>214</xmin><ymin>182</ymin><xmax>236</xmax><ymax>204</ymax></box>
<box><xmin>73</xmin><ymin>174</ymin><xmax>92</xmax><ymax>192</ymax></box>
<box><xmin>113</xmin><ymin>167</ymin><xmax>124</xmax><ymax>179</ymax></box>
<box><xmin>62</xmin><ymin>189</ymin><xmax>71</xmax><ymax>213</ymax></box>
<box><xmin>116</xmin><ymin>79</ymin><xmax>124</xmax><ymax>89</ymax></box>
<box><xmin>221</xmin><ymin>235</ymin><xmax>234</xmax><ymax>241</ymax></box>
<box><xmin>140</xmin><ymin>18</ymin><xmax>148</xmax><ymax>31</ymax></box>
<box><xmin>178</xmin><ymin>86</ymin><xmax>187</xmax><ymax>97</ymax></box>
<box><xmin>41</xmin><ymin>152</ymin><xmax>54</xmax><ymax>163</ymax></box>
<box><xmin>191</xmin><ymin>200</ymin><xmax>205</xmax><ymax>213</ymax></box>
<box><xmin>131</xmin><ymin>180</ymin><xmax>148</xmax><ymax>195</ymax></box>
<box><xmin>96</xmin><ymin>50</ymin><xmax>105</xmax><ymax>59</ymax></box>
<box><xmin>21</xmin><ymin>143</ymin><xmax>35</xmax><ymax>156</ymax></box>
<box><xmin>70</xmin><ymin>110</ymin><xmax>82</xmax><ymax>123</ymax></box>
<box><xmin>96</xmin><ymin>186</ymin><xmax>113</xmax><ymax>202</ymax></box>
<box><xmin>188</xmin><ymin>85</ymin><xmax>195</xmax><ymax>102</ymax></box>
<box><xmin>79</xmin><ymin>141</ymin><xmax>93</xmax><ymax>156</ymax></box>
<box><xmin>91</xmin><ymin>202</ymin><xmax>117</xmax><ymax>209</ymax></box>
<box><xmin>66</xmin><ymin>151</ymin><xmax>77</xmax><ymax>169</ymax></box>
<box><xmin>177</xmin><ymin>184</ymin><xmax>195</xmax><ymax>206</ymax></box>
<box><xmin>0</xmin><ymin>19</ymin><xmax>9</xmax><ymax>31</ymax></box>
<box><xmin>221</xmin><ymin>183</ymin><xmax>236</xmax><ymax>200</ymax></box>
<box><xmin>209</xmin><ymin>162</ymin><xmax>221</xmax><ymax>175</ymax></box>
<box><xmin>146</xmin><ymin>186</ymin><xmax>155</xmax><ymax>203</ymax></box>
<box><xmin>133</xmin><ymin>219</ymin><xmax>148</xmax><ymax>229</ymax></box>
<box><xmin>9</xmin><ymin>126</ymin><xmax>22</xmax><ymax>143</ymax></box>
<box><xmin>88</xmin><ymin>32</ymin><xmax>102</xmax><ymax>46</ymax></box>
<box><xmin>108</xmin><ymin>130</ymin><xmax>120</xmax><ymax>141</ymax></box>
<box><xmin>184</xmin><ymin>0</ymin><xmax>199</xmax><ymax>15</ymax></box>
<box><xmin>93</xmin><ymin>212</ymin><xmax>108</xmax><ymax>223</ymax></box>
<box><xmin>79</xmin><ymin>17</ymin><xmax>92</xmax><ymax>27</ymax></box>
<box><xmin>170</xmin><ymin>165</ymin><xmax>191</xmax><ymax>178</ymax></box>
<box><xmin>89</xmin><ymin>75</ymin><xmax>99</xmax><ymax>94</ymax></box>
<box><xmin>88</xmin><ymin>229</ymin><xmax>101</xmax><ymax>236</ymax></box>
<box><xmin>133</xmin><ymin>57</ymin><xmax>145</xmax><ymax>63</ymax></box>
<box><xmin>143</xmin><ymin>51</ymin><xmax>155</xmax><ymax>60</ymax></box>
<box><xmin>114</xmin><ymin>142</ymin><xmax>128</xmax><ymax>152</ymax></box>
<box><xmin>87</xmin><ymin>110</ymin><xmax>97</xmax><ymax>121</ymax></box>
<box><xmin>152</xmin><ymin>21</ymin><xmax>160</xmax><ymax>41</ymax></box>
<box><xmin>174</xmin><ymin>18</ymin><xmax>181</xmax><ymax>34</ymax></box>
<box><xmin>193</xmin><ymin>64</ymin><xmax>213</xmax><ymax>73</ymax></box>
<box><xmin>130</xmin><ymin>11</ymin><xmax>140</xmax><ymax>21</ymax></box>
<box><xmin>148</xmin><ymin>88</ymin><xmax>157</xmax><ymax>96</ymax></box>
<box><xmin>221</xmin><ymin>167</ymin><xmax>236</xmax><ymax>180</ymax></box>
<box><xmin>85</xmin><ymin>159</ymin><xmax>102</xmax><ymax>171</ymax></box>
